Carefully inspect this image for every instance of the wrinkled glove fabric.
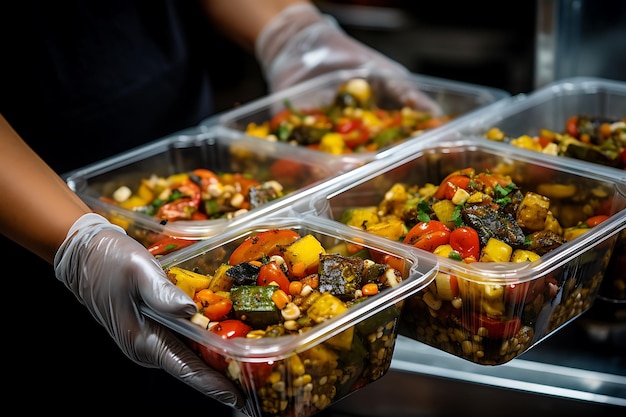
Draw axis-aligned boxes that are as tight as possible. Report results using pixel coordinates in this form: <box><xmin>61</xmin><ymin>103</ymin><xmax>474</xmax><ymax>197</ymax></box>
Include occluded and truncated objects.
<box><xmin>256</xmin><ymin>3</ymin><xmax>442</xmax><ymax>114</ymax></box>
<box><xmin>54</xmin><ymin>213</ymin><xmax>244</xmax><ymax>409</ymax></box>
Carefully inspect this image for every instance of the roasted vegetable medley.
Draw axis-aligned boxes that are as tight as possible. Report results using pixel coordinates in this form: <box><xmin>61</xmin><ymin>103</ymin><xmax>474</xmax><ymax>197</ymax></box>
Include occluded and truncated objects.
<box><xmin>339</xmin><ymin>166</ymin><xmax>613</xmax><ymax>364</ymax></box>
<box><xmin>486</xmin><ymin>115</ymin><xmax>626</xmax><ymax>169</ymax></box>
<box><xmin>104</xmin><ymin>169</ymin><xmax>287</xmax><ymax>255</ymax></box>
<box><xmin>169</xmin><ymin>229</ymin><xmax>406</xmax><ymax>417</ymax></box>
<box><xmin>245</xmin><ymin>78</ymin><xmax>452</xmax><ymax>154</ymax></box>
<box><xmin>108</xmin><ymin>169</ymin><xmax>285</xmax><ymax>221</ymax></box>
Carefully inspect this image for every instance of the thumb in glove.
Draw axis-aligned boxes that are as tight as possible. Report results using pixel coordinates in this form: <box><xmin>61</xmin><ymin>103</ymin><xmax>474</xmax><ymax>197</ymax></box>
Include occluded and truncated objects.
<box><xmin>54</xmin><ymin>213</ymin><xmax>245</xmax><ymax>410</ymax></box>
<box><xmin>255</xmin><ymin>3</ymin><xmax>442</xmax><ymax>115</ymax></box>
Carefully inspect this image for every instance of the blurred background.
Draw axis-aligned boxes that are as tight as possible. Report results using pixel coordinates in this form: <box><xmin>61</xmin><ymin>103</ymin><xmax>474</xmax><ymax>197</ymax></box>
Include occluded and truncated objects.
<box><xmin>209</xmin><ymin>0</ymin><xmax>626</xmax><ymax>112</ymax></box>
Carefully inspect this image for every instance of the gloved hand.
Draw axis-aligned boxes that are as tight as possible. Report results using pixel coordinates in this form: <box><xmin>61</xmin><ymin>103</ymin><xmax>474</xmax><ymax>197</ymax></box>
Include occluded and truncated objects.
<box><xmin>255</xmin><ymin>3</ymin><xmax>442</xmax><ymax>115</ymax></box>
<box><xmin>54</xmin><ymin>213</ymin><xmax>244</xmax><ymax>410</ymax></box>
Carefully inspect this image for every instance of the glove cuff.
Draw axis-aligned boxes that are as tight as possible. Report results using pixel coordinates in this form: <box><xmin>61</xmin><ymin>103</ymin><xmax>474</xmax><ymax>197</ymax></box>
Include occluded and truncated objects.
<box><xmin>255</xmin><ymin>3</ymin><xmax>328</xmax><ymax>75</ymax></box>
<box><xmin>54</xmin><ymin>213</ymin><xmax>126</xmax><ymax>294</ymax></box>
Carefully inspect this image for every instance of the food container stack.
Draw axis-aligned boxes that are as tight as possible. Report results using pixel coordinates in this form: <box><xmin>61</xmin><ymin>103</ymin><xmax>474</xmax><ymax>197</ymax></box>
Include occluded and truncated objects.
<box><xmin>63</xmin><ymin>71</ymin><xmax>626</xmax><ymax>415</ymax></box>
<box><xmin>147</xmin><ymin>216</ymin><xmax>437</xmax><ymax>417</ymax></box>
<box><xmin>304</xmin><ymin>135</ymin><xmax>626</xmax><ymax>365</ymax></box>
<box><xmin>457</xmin><ymin>77</ymin><xmax>626</xmax><ymax>338</ymax></box>
<box><xmin>64</xmin><ymin>126</ymin><xmax>353</xmax><ymax>256</ymax></box>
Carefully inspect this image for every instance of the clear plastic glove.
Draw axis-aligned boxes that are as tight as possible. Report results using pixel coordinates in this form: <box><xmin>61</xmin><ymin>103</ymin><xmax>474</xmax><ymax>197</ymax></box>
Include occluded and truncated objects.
<box><xmin>255</xmin><ymin>3</ymin><xmax>442</xmax><ymax>115</ymax></box>
<box><xmin>54</xmin><ymin>213</ymin><xmax>244</xmax><ymax>410</ymax></box>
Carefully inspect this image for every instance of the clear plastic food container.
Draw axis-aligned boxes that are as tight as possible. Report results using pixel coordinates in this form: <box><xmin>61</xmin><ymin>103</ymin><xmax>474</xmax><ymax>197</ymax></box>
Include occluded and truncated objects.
<box><xmin>203</xmin><ymin>68</ymin><xmax>509</xmax><ymax>165</ymax></box>
<box><xmin>460</xmin><ymin>76</ymin><xmax>626</xmax><ymax>304</ymax></box>
<box><xmin>143</xmin><ymin>216</ymin><xmax>438</xmax><ymax>417</ymax></box>
<box><xmin>304</xmin><ymin>135</ymin><xmax>626</xmax><ymax>365</ymax></box>
<box><xmin>63</xmin><ymin>126</ymin><xmax>352</xmax><ymax>256</ymax></box>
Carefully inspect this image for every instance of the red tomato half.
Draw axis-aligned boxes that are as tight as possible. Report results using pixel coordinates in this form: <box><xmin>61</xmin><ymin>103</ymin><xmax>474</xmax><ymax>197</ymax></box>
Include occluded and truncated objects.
<box><xmin>434</xmin><ymin>168</ymin><xmax>474</xmax><ymax>200</ymax></box>
<box><xmin>257</xmin><ymin>262</ymin><xmax>290</xmax><ymax>293</ymax></box>
<box><xmin>449</xmin><ymin>227</ymin><xmax>480</xmax><ymax>261</ymax></box>
<box><xmin>198</xmin><ymin>319</ymin><xmax>252</xmax><ymax>372</ymax></box>
<box><xmin>211</xmin><ymin>319</ymin><xmax>252</xmax><ymax>339</ymax></box>
<box><xmin>147</xmin><ymin>236</ymin><xmax>195</xmax><ymax>256</ymax></box>
<box><xmin>194</xmin><ymin>289</ymin><xmax>233</xmax><ymax>321</ymax></box>
<box><xmin>565</xmin><ymin>115</ymin><xmax>579</xmax><ymax>138</ymax></box>
<box><xmin>403</xmin><ymin>221</ymin><xmax>451</xmax><ymax>252</ymax></box>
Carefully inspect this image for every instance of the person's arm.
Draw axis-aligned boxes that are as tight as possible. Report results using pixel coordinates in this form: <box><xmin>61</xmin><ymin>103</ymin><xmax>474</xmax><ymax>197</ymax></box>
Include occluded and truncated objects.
<box><xmin>0</xmin><ymin>114</ymin><xmax>88</xmax><ymax>263</ymax></box>
<box><xmin>0</xmin><ymin>113</ymin><xmax>244</xmax><ymax>410</ymax></box>
<box><xmin>198</xmin><ymin>0</ymin><xmax>441</xmax><ymax>113</ymax></box>
<box><xmin>197</xmin><ymin>0</ymin><xmax>309</xmax><ymax>51</ymax></box>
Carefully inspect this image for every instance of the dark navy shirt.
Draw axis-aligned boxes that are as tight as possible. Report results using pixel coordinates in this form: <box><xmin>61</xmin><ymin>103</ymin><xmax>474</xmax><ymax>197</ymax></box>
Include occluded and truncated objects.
<box><xmin>1</xmin><ymin>1</ymin><xmax>216</xmax><ymax>175</ymax></box>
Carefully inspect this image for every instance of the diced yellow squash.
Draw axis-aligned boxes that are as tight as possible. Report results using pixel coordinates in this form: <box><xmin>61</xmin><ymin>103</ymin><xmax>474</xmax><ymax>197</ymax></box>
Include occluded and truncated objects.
<box><xmin>431</xmin><ymin>199</ymin><xmax>457</xmax><ymax>226</ymax></box>
<box><xmin>307</xmin><ymin>293</ymin><xmax>353</xmax><ymax>350</ymax></box>
<box><xmin>245</xmin><ymin>121</ymin><xmax>270</xmax><ymax>138</ymax></box>
<box><xmin>485</xmin><ymin>127</ymin><xmax>505</xmax><ymax>141</ymax></box>
<box><xmin>166</xmin><ymin>266</ymin><xmax>211</xmax><ymax>298</ymax></box>
<box><xmin>208</xmin><ymin>263</ymin><xmax>235</xmax><ymax>292</ymax></box>
<box><xmin>340</xmin><ymin>207</ymin><xmax>380</xmax><ymax>229</ymax></box>
<box><xmin>137</xmin><ymin>181</ymin><xmax>155</xmax><ymax>203</ymax></box>
<box><xmin>511</xmin><ymin>135</ymin><xmax>542</xmax><ymax>152</ymax></box>
<box><xmin>480</xmin><ymin>238</ymin><xmax>512</xmax><ymax>262</ymax></box>
<box><xmin>319</xmin><ymin>132</ymin><xmax>346</xmax><ymax>154</ymax></box>
<box><xmin>366</xmin><ymin>219</ymin><xmax>406</xmax><ymax>241</ymax></box>
<box><xmin>283</xmin><ymin>234</ymin><xmax>326</xmax><ymax>277</ymax></box>
<box><xmin>510</xmin><ymin>249</ymin><xmax>541</xmax><ymax>263</ymax></box>
<box><xmin>433</xmin><ymin>244</ymin><xmax>455</xmax><ymax>258</ymax></box>
<box><xmin>361</xmin><ymin>110</ymin><xmax>382</xmax><ymax>128</ymax></box>
<box><xmin>167</xmin><ymin>173</ymin><xmax>190</xmax><ymax>185</ymax></box>
<box><xmin>119</xmin><ymin>195</ymin><xmax>149</xmax><ymax>209</ymax></box>
<box><xmin>563</xmin><ymin>226</ymin><xmax>591</xmax><ymax>241</ymax></box>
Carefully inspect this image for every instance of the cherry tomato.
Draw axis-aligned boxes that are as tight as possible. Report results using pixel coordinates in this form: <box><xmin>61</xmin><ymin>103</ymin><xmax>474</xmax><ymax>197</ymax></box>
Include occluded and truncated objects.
<box><xmin>449</xmin><ymin>227</ymin><xmax>480</xmax><ymax>261</ymax></box>
<box><xmin>156</xmin><ymin>179</ymin><xmax>202</xmax><ymax>221</ymax></box>
<box><xmin>194</xmin><ymin>289</ymin><xmax>233</xmax><ymax>321</ymax></box>
<box><xmin>403</xmin><ymin>221</ymin><xmax>451</xmax><ymax>252</ymax></box>
<box><xmin>380</xmin><ymin>253</ymin><xmax>406</xmax><ymax>273</ymax></box>
<box><xmin>434</xmin><ymin>168</ymin><xmax>474</xmax><ymax>200</ymax></box>
<box><xmin>537</xmin><ymin>135</ymin><xmax>554</xmax><ymax>149</ymax></box>
<box><xmin>439</xmin><ymin>175</ymin><xmax>471</xmax><ymax>200</ymax></box>
<box><xmin>412</xmin><ymin>230</ymin><xmax>451</xmax><ymax>252</ymax></box>
<box><xmin>257</xmin><ymin>262</ymin><xmax>290</xmax><ymax>293</ymax></box>
<box><xmin>198</xmin><ymin>319</ymin><xmax>252</xmax><ymax>372</ymax></box>
<box><xmin>474</xmin><ymin>171</ymin><xmax>514</xmax><ymax>190</ymax></box>
<box><xmin>565</xmin><ymin>115</ymin><xmax>579</xmax><ymax>138</ymax></box>
<box><xmin>147</xmin><ymin>236</ymin><xmax>195</xmax><ymax>256</ymax></box>
<box><xmin>211</xmin><ymin>319</ymin><xmax>252</xmax><ymax>339</ymax></box>
<box><xmin>156</xmin><ymin>197</ymin><xmax>198</xmax><ymax>221</ymax></box>
<box><xmin>586</xmin><ymin>214</ymin><xmax>610</xmax><ymax>227</ymax></box>
<box><xmin>229</xmin><ymin>229</ymin><xmax>301</xmax><ymax>265</ymax></box>
<box><xmin>192</xmin><ymin>168</ymin><xmax>220</xmax><ymax>190</ymax></box>
<box><xmin>174</xmin><ymin>179</ymin><xmax>202</xmax><ymax>207</ymax></box>
<box><xmin>270</xmin><ymin>109</ymin><xmax>293</xmax><ymax>131</ymax></box>
<box><xmin>335</xmin><ymin>118</ymin><xmax>370</xmax><ymax>149</ymax></box>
